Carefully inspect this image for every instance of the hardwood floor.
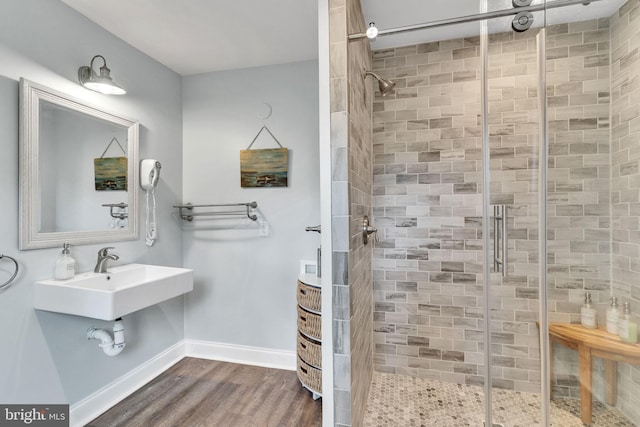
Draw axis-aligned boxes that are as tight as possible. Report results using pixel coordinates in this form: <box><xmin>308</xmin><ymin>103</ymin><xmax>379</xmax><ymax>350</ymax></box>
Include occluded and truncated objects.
<box><xmin>87</xmin><ymin>358</ymin><xmax>322</xmax><ymax>427</ymax></box>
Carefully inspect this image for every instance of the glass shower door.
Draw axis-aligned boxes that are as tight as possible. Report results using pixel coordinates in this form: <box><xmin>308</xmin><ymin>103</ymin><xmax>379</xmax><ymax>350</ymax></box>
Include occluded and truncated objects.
<box><xmin>368</xmin><ymin>16</ymin><xmax>492</xmax><ymax>426</ymax></box>
<box><xmin>368</xmin><ymin>4</ymin><xmax>548</xmax><ymax>425</ymax></box>
<box><xmin>483</xmin><ymin>5</ymin><xmax>546</xmax><ymax>425</ymax></box>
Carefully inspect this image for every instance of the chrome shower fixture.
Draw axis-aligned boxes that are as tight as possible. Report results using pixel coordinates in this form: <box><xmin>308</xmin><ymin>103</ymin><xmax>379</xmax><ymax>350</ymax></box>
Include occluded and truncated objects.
<box><xmin>364</xmin><ymin>71</ymin><xmax>396</xmax><ymax>96</ymax></box>
<box><xmin>349</xmin><ymin>0</ymin><xmax>603</xmax><ymax>41</ymax></box>
<box><xmin>512</xmin><ymin>11</ymin><xmax>534</xmax><ymax>32</ymax></box>
<box><xmin>512</xmin><ymin>0</ymin><xmax>534</xmax><ymax>32</ymax></box>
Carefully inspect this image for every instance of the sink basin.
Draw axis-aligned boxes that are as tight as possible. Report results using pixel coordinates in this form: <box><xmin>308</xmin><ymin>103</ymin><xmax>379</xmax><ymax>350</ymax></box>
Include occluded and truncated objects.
<box><xmin>34</xmin><ymin>263</ymin><xmax>193</xmax><ymax>320</ymax></box>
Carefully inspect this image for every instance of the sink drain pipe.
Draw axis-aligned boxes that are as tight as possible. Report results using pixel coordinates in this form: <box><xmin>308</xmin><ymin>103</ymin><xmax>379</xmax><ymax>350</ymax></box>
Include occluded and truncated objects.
<box><xmin>87</xmin><ymin>318</ymin><xmax>126</xmax><ymax>356</ymax></box>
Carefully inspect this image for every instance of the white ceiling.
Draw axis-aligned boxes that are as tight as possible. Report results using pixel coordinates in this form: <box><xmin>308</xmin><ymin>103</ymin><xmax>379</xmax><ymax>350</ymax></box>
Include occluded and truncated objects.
<box><xmin>61</xmin><ymin>0</ymin><xmax>626</xmax><ymax>76</ymax></box>
<box><xmin>61</xmin><ymin>0</ymin><xmax>319</xmax><ymax>76</ymax></box>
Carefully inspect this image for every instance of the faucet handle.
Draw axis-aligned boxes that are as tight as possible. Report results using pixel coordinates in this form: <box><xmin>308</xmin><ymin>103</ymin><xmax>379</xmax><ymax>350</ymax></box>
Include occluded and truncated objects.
<box><xmin>98</xmin><ymin>247</ymin><xmax>115</xmax><ymax>256</ymax></box>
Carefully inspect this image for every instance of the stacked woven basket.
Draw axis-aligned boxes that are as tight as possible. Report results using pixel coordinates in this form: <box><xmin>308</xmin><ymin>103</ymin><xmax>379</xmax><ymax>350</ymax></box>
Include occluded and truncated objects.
<box><xmin>296</xmin><ymin>279</ymin><xmax>322</xmax><ymax>395</ymax></box>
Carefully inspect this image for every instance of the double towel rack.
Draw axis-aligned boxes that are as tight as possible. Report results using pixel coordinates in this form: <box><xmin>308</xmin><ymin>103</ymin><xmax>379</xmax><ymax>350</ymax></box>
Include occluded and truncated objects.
<box><xmin>102</xmin><ymin>202</ymin><xmax>128</xmax><ymax>220</ymax></box>
<box><xmin>173</xmin><ymin>202</ymin><xmax>258</xmax><ymax>222</ymax></box>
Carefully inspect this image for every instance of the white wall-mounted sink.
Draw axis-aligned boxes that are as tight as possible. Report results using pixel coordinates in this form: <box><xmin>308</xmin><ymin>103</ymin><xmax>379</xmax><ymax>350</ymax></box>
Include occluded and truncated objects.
<box><xmin>34</xmin><ymin>263</ymin><xmax>194</xmax><ymax>320</ymax></box>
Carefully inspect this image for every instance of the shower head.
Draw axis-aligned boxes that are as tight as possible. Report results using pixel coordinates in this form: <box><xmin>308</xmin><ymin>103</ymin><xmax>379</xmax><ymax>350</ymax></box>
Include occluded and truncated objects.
<box><xmin>364</xmin><ymin>71</ymin><xmax>396</xmax><ymax>96</ymax></box>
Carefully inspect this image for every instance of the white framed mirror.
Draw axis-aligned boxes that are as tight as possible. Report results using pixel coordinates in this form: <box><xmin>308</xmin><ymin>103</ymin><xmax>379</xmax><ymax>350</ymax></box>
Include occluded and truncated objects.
<box><xmin>19</xmin><ymin>78</ymin><xmax>139</xmax><ymax>250</ymax></box>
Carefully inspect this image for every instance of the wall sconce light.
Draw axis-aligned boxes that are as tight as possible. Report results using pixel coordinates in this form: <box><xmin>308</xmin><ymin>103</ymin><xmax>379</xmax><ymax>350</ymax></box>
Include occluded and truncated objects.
<box><xmin>78</xmin><ymin>55</ymin><xmax>126</xmax><ymax>95</ymax></box>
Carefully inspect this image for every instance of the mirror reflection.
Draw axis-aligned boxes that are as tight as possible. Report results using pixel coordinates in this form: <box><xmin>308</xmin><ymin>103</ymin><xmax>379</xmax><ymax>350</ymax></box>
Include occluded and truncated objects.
<box><xmin>39</xmin><ymin>100</ymin><xmax>130</xmax><ymax>232</ymax></box>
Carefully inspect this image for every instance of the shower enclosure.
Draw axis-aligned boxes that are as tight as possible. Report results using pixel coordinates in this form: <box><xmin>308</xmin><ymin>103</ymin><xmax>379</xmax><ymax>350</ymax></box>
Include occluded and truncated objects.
<box><xmin>324</xmin><ymin>0</ymin><xmax>640</xmax><ymax>425</ymax></box>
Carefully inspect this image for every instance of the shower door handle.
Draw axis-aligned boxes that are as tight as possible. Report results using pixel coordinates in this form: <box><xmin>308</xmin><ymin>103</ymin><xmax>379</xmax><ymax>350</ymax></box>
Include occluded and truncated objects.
<box><xmin>502</xmin><ymin>205</ymin><xmax>508</xmax><ymax>276</ymax></box>
<box><xmin>494</xmin><ymin>206</ymin><xmax>500</xmax><ymax>272</ymax></box>
<box><xmin>493</xmin><ymin>205</ymin><xmax>508</xmax><ymax>277</ymax></box>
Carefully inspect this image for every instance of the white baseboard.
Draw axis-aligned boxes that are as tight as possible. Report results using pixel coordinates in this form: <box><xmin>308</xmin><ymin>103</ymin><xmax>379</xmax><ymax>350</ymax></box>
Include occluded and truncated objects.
<box><xmin>69</xmin><ymin>341</ymin><xmax>185</xmax><ymax>427</ymax></box>
<box><xmin>185</xmin><ymin>339</ymin><xmax>296</xmax><ymax>371</ymax></box>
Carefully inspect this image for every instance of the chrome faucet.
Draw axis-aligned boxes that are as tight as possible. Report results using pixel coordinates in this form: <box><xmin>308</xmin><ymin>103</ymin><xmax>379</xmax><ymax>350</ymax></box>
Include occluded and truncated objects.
<box><xmin>94</xmin><ymin>247</ymin><xmax>119</xmax><ymax>273</ymax></box>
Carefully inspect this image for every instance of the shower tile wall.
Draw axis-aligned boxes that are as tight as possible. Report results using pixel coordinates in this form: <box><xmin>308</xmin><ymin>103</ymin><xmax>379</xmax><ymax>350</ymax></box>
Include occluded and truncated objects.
<box><xmin>611</xmin><ymin>0</ymin><xmax>640</xmax><ymax>421</ymax></box>
<box><xmin>371</xmin><ymin>19</ymin><xmax>613</xmax><ymax>396</ymax></box>
<box><xmin>329</xmin><ymin>0</ymin><xmax>374</xmax><ymax>425</ymax></box>
<box><xmin>371</xmin><ymin>34</ymin><xmax>487</xmax><ymax>388</ymax></box>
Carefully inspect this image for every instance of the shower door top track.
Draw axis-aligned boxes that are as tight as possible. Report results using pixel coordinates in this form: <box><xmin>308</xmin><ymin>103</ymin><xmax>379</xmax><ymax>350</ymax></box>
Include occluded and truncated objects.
<box><xmin>348</xmin><ymin>0</ymin><xmax>605</xmax><ymax>40</ymax></box>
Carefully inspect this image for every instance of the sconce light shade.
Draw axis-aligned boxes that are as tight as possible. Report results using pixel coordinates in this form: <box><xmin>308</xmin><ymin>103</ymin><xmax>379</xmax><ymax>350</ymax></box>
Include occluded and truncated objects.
<box><xmin>78</xmin><ymin>55</ymin><xmax>126</xmax><ymax>95</ymax></box>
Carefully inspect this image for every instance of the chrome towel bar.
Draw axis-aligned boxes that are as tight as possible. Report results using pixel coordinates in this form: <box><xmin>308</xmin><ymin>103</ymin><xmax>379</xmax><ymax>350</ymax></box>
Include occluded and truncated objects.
<box><xmin>102</xmin><ymin>202</ymin><xmax>128</xmax><ymax>220</ymax></box>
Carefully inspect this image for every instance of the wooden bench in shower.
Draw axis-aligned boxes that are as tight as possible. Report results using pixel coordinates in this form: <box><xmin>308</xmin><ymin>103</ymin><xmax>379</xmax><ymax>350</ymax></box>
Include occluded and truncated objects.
<box><xmin>546</xmin><ymin>322</ymin><xmax>640</xmax><ymax>425</ymax></box>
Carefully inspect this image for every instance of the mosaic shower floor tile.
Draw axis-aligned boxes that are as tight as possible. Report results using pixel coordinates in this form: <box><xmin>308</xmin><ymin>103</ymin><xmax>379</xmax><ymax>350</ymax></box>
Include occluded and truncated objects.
<box><xmin>364</xmin><ymin>372</ymin><xmax>634</xmax><ymax>426</ymax></box>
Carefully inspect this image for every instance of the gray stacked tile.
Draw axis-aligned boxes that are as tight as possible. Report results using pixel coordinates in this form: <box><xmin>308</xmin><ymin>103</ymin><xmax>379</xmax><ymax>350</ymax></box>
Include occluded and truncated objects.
<box><xmin>371</xmin><ymin>28</ymin><xmax>550</xmax><ymax>393</ymax></box>
<box><xmin>329</xmin><ymin>0</ymin><xmax>374</xmax><ymax>425</ymax></box>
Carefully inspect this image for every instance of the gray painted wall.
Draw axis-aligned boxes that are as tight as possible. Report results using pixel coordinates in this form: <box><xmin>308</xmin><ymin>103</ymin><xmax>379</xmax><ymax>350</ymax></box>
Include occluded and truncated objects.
<box><xmin>182</xmin><ymin>61</ymin><xmax>320</xmax><ymax>350</ymax></box>
<box><xmin>0</xmin><ymin>0</ymin><xmax>184</xmax><ymax>405</ymax></box>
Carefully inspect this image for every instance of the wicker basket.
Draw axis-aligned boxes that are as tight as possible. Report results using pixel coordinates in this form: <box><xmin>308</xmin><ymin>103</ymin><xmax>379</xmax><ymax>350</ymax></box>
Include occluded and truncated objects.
<box><xmin>297</xmin><ymin>332</ymin><xmax>322</xmax><ymax>368</ymax></box>
<box><xmin>297</xmin><ymin>356</ymin><xmax>322</xmax><ymax>395</ymax></box>
<box><xmin>297</xmin><ymin>305</ymin><xmax>321</xmax><ymax>341</ymax></box>
<box><xmin>297</xmin><ymin>280</ymin><xmax>321</xmax><ymax>312</ymax></box>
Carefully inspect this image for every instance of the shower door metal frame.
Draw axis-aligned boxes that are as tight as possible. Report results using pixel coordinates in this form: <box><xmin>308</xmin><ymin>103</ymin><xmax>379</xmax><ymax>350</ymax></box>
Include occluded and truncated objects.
<box><xmin>479</xmin><ymin>3</ymin><xmax>493</xmax><ymax>425</ymax></box>
<box><xmin>537</xmin><ymin>23</ymin><xmax>551</xmax><ymax>427</ymax></box>
<box><xmin>348</xmin><ymin>0</ymin><xmax>604</xmax><ymax>40</ymax></box>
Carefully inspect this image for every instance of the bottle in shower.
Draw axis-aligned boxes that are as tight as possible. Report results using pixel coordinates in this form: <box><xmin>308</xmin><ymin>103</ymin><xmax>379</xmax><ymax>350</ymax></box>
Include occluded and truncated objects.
<box><xmin>580</xmin><ymin>292</ymin><xmax>597</xmax><ymax>329</ymax></box>
<box><xmin>606</xmin><ymin>296</ymin><xmax>619</xmax><ymax>334</ymax></box>
<box><xmin>619</xmin><ymin>302</ymin><xmax>638</xmax><ymax>344</ymax></box>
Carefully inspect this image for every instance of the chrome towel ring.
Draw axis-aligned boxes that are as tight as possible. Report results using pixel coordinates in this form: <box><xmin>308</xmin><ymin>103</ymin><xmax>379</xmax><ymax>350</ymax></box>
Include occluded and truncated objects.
<box><xmin>0</xmin><ymin>254</ymin><xmax>19</xmax><ymax>290</ymax></box>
